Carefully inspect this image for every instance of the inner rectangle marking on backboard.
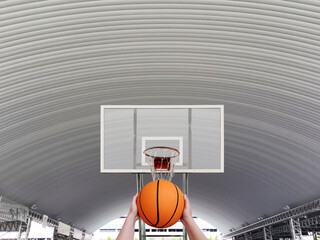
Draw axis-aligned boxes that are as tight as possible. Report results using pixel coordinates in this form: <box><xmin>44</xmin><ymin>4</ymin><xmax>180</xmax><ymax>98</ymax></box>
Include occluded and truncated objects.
<box><xmin>141</xmin><ymin>136</ymin><xmax>183</xmax><ymax>166</ymax></box>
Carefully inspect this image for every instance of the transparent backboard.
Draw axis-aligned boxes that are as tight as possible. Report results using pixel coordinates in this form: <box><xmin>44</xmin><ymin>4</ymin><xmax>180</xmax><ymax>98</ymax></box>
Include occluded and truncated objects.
<box><xmin>100</xmin><ymin>105</ymin><xmax>224</xmax><ymax>173</ymax></box>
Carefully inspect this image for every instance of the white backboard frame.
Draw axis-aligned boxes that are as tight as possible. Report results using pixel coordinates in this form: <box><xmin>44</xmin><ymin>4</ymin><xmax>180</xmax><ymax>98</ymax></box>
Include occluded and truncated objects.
<box><xmin>100</xmin><ymin>105</ymin><xmax>224</xmax><ymax>173</ymax></box>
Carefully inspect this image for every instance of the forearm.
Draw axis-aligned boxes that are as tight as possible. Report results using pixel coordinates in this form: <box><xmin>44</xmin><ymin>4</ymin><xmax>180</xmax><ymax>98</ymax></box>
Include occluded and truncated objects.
<box><xmin>116</xmin><ymin>213</ymin><xmax>137</xmax><ymax>240</ymax></box>
<box><xmin>183</xmin><ymin>217</ymin><xmax>207</xmax><ymax>240</ymax></box>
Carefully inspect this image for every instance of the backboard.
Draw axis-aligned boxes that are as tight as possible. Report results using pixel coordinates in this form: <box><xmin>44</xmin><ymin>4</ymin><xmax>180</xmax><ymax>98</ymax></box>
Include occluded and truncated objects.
<box><xmin>100</xmin><ymin>105</ymin><xmax>224</xmax><ymax>173</ymax></box>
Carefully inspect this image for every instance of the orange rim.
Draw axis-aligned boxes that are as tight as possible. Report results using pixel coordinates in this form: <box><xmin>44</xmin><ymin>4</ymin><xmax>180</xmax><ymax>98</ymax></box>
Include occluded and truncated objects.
<box><xmin>143</xmin><ymin>146</ymin><xmax>180</xmax><ymax>158</ymax></box>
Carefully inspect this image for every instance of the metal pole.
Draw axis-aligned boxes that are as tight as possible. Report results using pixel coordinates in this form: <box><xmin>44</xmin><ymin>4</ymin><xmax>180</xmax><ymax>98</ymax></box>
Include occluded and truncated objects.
<box><xmin>183</xmin><ymin>173</ymin><xmax>189</xmax><ymax>240</ymax></box>
<box><xmin>289</xmin><ymin>218</ymin><xmax>302</xmax><ymax>240</ymax></box>
<box><xmin>17</xmin><ymin>221</ymin><xmax>23</xmax><ymax>240</ymax></box>
<box><xmin>188</xmin><ymin>109</ymin><xmax>192</xmax><ymax>169</ymax></box>
<box><xmin>24</xmin><ymin>217</ymin><xmax>31</xmax><ymax>240</ymax></box>
<box><xmin>137</xmin><ymin>174</ymin><xmax>146</xmax><ymax>240</ymax></box>
<box><xmin>133</xmin><ymin>109</ymin><xmax>137</xmax><ymax>169</ymax></box>
<box><xmin>313</xmin><ymin>232</ymin><xmax>317</xmax><ymax>240</ymax></box>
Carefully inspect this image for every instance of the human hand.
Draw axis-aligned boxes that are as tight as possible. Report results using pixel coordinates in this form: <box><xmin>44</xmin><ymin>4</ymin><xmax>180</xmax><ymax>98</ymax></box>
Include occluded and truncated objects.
<box><xmin>181</xmin><ymin>194</ymin><xmax>193</xmax><ymax>225</ymax></box>
<box><xmin>128</xmin><ymin>193</ymin><xmax>139</xmax><ymax>222</ymax></box>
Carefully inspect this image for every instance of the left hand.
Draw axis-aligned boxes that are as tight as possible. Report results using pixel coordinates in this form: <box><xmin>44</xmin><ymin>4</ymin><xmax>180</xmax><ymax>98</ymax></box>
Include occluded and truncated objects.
<box><xmin>128</xmin><ymin>193</ymin><xmax>139</xmax><ymax>221</ymax></box>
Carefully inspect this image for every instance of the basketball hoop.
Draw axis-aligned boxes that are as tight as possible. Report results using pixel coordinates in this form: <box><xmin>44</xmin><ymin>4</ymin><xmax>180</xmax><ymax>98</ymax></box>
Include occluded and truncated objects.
<box><xmin>143</xmin><ymin>146</ymin><xmax>180</xmax><ymax>181</ymax></box>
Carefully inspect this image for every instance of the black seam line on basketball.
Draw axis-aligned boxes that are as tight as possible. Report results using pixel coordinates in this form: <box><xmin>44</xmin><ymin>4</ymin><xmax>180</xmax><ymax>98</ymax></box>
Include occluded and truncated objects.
<box><xmin>139</xmin><ymin>187</ymin><xmax>157</xmax><ymax>227</ymax></box>
<box><xmin>155</xmin><ymin>180</ymin><xmax>160</xmax><ymax>226</ymax></box>
<box><xmin>159</xmin><ymin>184</ymin><xmax>180</xmax><ymax>228</ymax></box>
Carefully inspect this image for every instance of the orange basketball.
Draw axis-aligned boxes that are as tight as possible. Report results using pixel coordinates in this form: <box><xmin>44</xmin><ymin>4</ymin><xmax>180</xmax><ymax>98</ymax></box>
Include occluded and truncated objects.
<box><xmin>137</xmin><ymin>180</ymin><xmax>185</xmax><ymax>228</ymax></box>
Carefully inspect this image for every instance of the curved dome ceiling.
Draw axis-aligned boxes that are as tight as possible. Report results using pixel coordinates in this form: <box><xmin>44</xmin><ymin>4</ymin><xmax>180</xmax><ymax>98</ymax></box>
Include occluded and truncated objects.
<box><xmin>1</xmin><ymin>0</ymin><xmax>320</xmax><ymax>234</ymax></box>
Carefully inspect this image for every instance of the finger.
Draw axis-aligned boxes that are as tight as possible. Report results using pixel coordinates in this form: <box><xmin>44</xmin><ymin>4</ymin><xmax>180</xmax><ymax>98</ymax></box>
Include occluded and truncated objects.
<box><xmin>184</xmin><ymin>195</ymin><xmax>191</xmax><ymax>209</ymax></box>
<box><xmin>133</xmin><ymin>193</ymin><xmax>138</xmax><ymax>201</ymax></box>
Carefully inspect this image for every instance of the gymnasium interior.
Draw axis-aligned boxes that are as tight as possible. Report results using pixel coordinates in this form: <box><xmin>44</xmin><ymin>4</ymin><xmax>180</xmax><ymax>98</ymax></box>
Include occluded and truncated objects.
<box><xmin>1</xmin><ymin>1</ymin><xmax>320</xmax><ymax>240</ymax></box>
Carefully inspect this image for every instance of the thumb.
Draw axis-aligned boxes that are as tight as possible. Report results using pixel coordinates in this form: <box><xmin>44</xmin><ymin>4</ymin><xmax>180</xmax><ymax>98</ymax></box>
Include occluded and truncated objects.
<box><xmin>184</xmin><ymin>194</ymin><xmax>189</xmax><ymax>203</ymax></box>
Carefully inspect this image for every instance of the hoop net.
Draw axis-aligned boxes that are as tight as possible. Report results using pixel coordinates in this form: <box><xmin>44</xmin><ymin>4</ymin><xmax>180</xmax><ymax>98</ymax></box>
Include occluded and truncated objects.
<box><xmin>143</xmin><ymin>146</ymin><xmax>180</xmax><ymax>181</ymax></box>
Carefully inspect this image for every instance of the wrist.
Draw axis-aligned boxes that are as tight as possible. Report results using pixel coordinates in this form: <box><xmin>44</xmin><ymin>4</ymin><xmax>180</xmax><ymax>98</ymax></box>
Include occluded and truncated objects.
<box><xmin>182</xmin><ymin>216</ymin><xmax>194</xmax><ymax>226</ymax></box>
<box><xmin>127</xmin><ymin>211</ymin><xmax>138</xmax><ymax>222</ymax></box>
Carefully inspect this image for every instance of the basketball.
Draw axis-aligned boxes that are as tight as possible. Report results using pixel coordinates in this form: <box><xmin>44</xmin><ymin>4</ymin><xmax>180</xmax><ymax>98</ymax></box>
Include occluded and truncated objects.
<box><xmin>137</xmin><ymin>180</ymin><xmax>185</xmax><ymax>228</ymax></box>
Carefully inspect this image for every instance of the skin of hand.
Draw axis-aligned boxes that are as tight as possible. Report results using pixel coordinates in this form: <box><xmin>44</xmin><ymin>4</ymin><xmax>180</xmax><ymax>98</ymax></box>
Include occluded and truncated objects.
<box><xmin>128</xmin><ymin>193</ymin><xmax>139</xmax><ymax>221</ymax></box>
<box><xmin>181</xmin><ymin>194</ymin><xmax>193</xmax><ymax>225</ymax></box>
<box><xmin>180</xmin><ymin>194</ymin><xmax>207</xmax><ymax>240</ymax></box>
<box><xmin>116</xmin><ymin>193</ymin><xmax>139</xmax><ymax>240</ymax></box>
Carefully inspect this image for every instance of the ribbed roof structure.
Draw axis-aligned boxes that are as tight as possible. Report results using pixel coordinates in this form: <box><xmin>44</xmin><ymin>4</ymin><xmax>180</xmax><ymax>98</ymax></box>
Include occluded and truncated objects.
<box><xmin>1</xmin><ymin>0</ymin><xmax>320</xmax><ymax>233</ymax></box>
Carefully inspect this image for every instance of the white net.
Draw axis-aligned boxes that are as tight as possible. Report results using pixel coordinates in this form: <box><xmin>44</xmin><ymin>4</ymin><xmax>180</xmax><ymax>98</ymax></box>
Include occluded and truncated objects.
<box><xmin>144</xmin><ymin>147</ymin><xmax>180</xmax><ymax>181</ymax></box>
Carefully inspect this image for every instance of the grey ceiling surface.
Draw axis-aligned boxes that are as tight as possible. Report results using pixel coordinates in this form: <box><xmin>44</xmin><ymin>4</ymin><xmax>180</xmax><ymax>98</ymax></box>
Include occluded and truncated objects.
<box><xmin>1</xmin><ymin>0</ymin><xmax>320</xmax><ymax>234</ymax></box>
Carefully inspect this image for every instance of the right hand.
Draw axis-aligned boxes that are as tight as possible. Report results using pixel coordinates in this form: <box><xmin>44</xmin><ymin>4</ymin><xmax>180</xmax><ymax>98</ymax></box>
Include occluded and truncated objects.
<box><xmin>181</xmin><ymin>194</ymin><xmax>193</xmax><ymax>225</ymax></box>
